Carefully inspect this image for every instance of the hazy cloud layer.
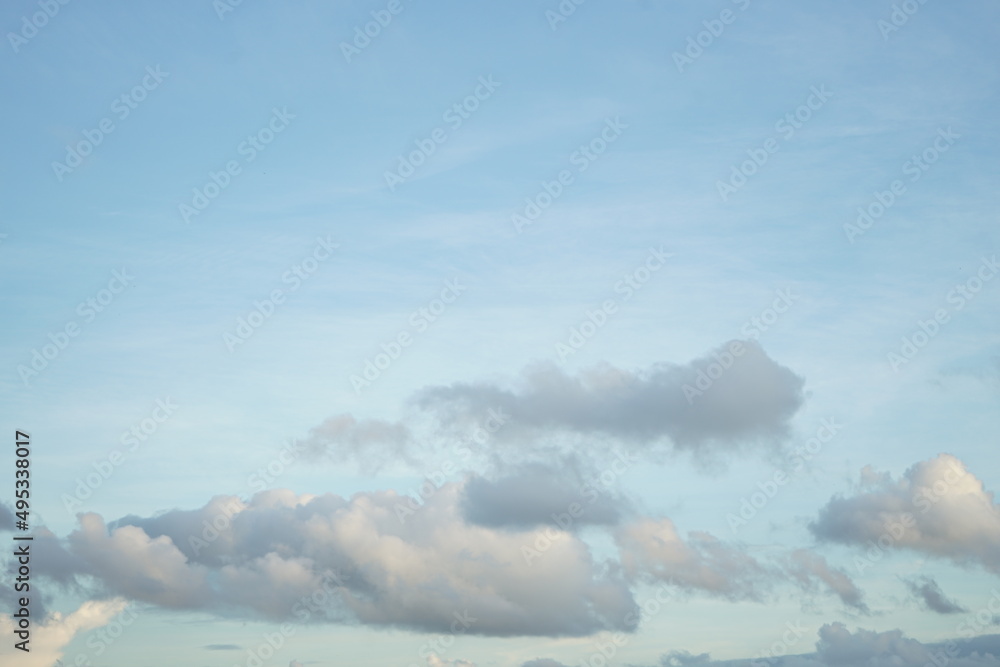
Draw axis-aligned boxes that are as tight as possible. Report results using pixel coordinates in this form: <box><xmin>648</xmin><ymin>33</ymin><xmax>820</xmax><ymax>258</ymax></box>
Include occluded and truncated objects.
<box><xmin>526</xmin><ymin>626</ymin><xmax>1000</xmax><ymax>667</ymax></box>
<box><xmin>295</xmin><ymin>414</ymin><xmax>414</xmax><ymax>473</ymax></box>
<box><xmin>810</xmin><ymin>454</ymin><xmax>1000</xmax><ymax>573</ymax></box>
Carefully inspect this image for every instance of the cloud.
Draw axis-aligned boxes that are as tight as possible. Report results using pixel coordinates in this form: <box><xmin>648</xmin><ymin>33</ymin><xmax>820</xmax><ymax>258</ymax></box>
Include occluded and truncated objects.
<box><xmin>284</xmin><ymin>342</ymin><xmax>806</xmax><ymax>479</ymax></box>
<box><xmin>415</xmin><ymin>342</ymin><xmax>805</xmax><ymax>459</ymax></box>
<box><xmin>459</xmin><ymin>462</ymin><xmax>629</xmax><ymax>529</ymax></box>
<box><xmin>49</xmin><ymin>486</ymin><xmax>637</xmax><ymax>637</ymax></box>
<box><xmin>637</xmin><ymin>625</ymin><xmax>1000</xmax><ymax>667</ymax></box>
<box><xmin>294</xmin><ymin>414</ymin><xmax>414</xmax><ymax>472</ymax></box>
<box><xmin>613</xmin><ymin>521</ymin><xmax>868</xmax><ymax>610</ymax></box>
<box><xmin>615</xmin><ymin>517</ymin><xmax>774</xmax><ymax>601</ymax></box>
<box><xmin>903</xmin><ymin>576</ymin><xmax>968</xmax><ymax>614</ymax></box>
<box><xmin>785</xmin><ymin>550</ymin><xmax>869</xmax><ymax>613</ymax></box>
<box><xmin>427</xmin><ymin>657</ymin><xmax>477</xmax><ymax>667</ymax></box>
<box><xmin>0</xmin><ymin>598</ymin><xmax>129</xmax><ymax>667</ymax></box>
<box><xmin>0</xmin><ymin>503</ymin><xmax>13</xmax><ymax>531</ymax></box>
<box><xmin>814</xmin><ymin>623</ymin><xmax>928</xmax><ymax>666</ymax></box>
<box><xmin>810</xmin><ymin>454</ymin><xmax>1000</xmax><ymax>573</ymax></box>
<box><xmin>662</xmin><ymin>651</ymin><xmax>713</xmax><ymax>666</ymax></box>
<box><xmin>521</xmin><ymin>660</ymin><xmax>571</xmax><ymax>667</ymax></box>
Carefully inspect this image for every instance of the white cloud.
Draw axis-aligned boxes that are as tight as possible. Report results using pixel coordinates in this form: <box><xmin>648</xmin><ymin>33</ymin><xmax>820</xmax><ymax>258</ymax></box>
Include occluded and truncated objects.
<box><xmin>0</xmin><ymin>598</ymin><xmax>128</xmax><ymax>667</ymax></box>
<box><xmin>811</xmin><ymin>454</ymin><xmax>1000</xmax><ymax>572</ymax></box>
<box><xmin>52</xmin><ymin>486</ymin><xmax>637</xmax><ymax>637</ymax></box>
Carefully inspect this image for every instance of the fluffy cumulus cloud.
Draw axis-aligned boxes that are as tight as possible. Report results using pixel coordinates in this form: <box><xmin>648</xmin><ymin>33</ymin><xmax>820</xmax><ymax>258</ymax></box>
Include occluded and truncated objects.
<box><xmin>0</xmin><ymin>598</ymin><xmax>129</xmax><ymax>667</ymax></box>
<box><xmin>17</xmin><ymin>483</ymin><xmax>874</xmax><ymax>643</ymax></box>
<box><xmin>810</xmin><ymin>454</ymin><xmax>1000</xmax><ymax>573</ymax></box>
<box><xmin>414</xmin><ymin>341</ymin><xmax>806</xmax><ymax>457</ymax></box>
<box><xmin>40</xmin><ymin>487</ymin><xmax>637</xmax><ymax>637</ymax></box>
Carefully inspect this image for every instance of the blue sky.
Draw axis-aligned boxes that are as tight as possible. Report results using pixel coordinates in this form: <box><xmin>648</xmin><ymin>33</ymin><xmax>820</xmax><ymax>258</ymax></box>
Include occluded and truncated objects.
<box><xmin>2</xmin><ymin>1</ymin><xmax>1000</xmax><ymax>666</ymax></box>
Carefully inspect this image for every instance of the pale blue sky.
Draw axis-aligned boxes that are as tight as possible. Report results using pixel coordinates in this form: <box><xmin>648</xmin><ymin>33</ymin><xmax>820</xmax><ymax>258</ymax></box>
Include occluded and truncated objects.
<box><xmin>2</xmin><ymin>1</ymin><xmax>999</xmax><ymax>666</ymax></box>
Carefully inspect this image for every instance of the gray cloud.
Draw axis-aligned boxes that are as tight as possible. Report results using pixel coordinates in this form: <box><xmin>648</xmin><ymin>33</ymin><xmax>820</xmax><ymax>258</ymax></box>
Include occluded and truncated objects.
<box><xmin>415</xmin><ymin>341</ymin><xmax>805</xmax><ymax>459</ymax></box>
<box><xmin>785</xmin><ymin>550</ymin><xmax>869</xmax><ymax>613</ymax></box>
<box><xmin>630</xmin><ymin>626</ymin><xmax>1000</xmax><ymax>667</ymax></box>
<box><xmin>0</xmin><ymin>503</ymin><xmax>13</xmax><ymax>531</ymax></box>
<box><xmin>903</xmin><ymin>576</ymin><xmax>968</xmax><ymax>614</ymax></box>
<box><xmin>460</xmin><ymin>462</ymin><xmax>629</xmax><ymax>530</ymax></box>
<box><xmin>810</xmin><ymin>454</ymin><xmax>1000</xmax><ymax>573</ymax></box>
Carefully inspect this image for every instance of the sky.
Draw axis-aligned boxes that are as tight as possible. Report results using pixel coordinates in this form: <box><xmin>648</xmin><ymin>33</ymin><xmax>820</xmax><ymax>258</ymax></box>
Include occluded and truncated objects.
<box><xmin>1</xmin><ymin>0</ymin><xmax>1000</xmax><ymax>666</ymax></box>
